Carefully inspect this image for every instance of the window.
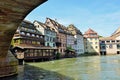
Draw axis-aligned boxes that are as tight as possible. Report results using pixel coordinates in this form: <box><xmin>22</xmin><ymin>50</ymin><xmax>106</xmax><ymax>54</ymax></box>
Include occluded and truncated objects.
<box><xmin>46</xmin><ymin>30</ymin><xmax>49</xmax><ymax>34</ymax></box>
<box><xmin>43</xmin><ymin>50</ymin><xmax>46</xmax><ymax>56</ymax></box>
<box><xmin>95</xmin><ymin>38</ymin><xmax>97</xmax><ymax>40</ymax></box>
<box><xmin>32</xmin><ymin>41</ymin><xmax>36</xmax><ymax>44</ymax></box>
<box><xmin>112</xmin><ymin>40</ymin><xmax>115</xmax><ymax>43</ymax></box>
<box><xmin>25</xmin><ymin>28</ymin><xmax>28</xmax><ymax>31</ymax></box>
<box><xmin>36</xmin><ymin>35</ymin><xmax>39</xmax><ymax>38</ymax></box>
<box><xmin>74</xmin><ymin>40</ymin><xmax>77</xmax><ymax>44</ymax></box>
<box><xmin>109</xmin><ymin>44</ymin><xmax>113</xmax><ymax>49</ymax></box>
<box><xmin>90</xmin><ymin>34</ymin><xmax>97</xmax><ymax>36</ymax></box>
<box><xmin>30</xmin><ymin>24</ymin><xmax>33</xmax><ymax>27</ymax></box>
<box><xmin>117</xmin><ymin>40</ymin><xmax>120</xmax><ymax>42</ymax></box>
<box><xmin>101</xmin><ymin>45</ymin><xmax>106</xmax><ymax>49</ymax></box>
<box><xmin>50</xmin><ymin>37</ymin><xmax>52</xmax><ymax>42</ymax></box>
<box><xmin>53</xmin><ymin>43</ymin><xmax>55</xmax><ymax>47</ymax></box>
<box><xmin>21</xmin><ymin>22</ymin><xmax>26</xmax><ymax>26</ymax></box>
<box><xmin>37</xmin><ymin>25</ymin><xmax>39</xmax><ymax>28</ymax></box>
<box><xmin>20</xmin><ymin>32</ymin><xmax>25</xmax><ymax>35</ymax></box>
<box><xmin>63</xmin><ymin>44</ymin><xmax>64</xmax><ymax>47</ymax></box>
<box><xmin>37</xmin><ymin>42</ymin><xmax>40</xmax><ymax>44</ymax></box>
<box><xmin>40</xmin><ymin>36</ymin><xmax>43</xmax><ymax>38</ymax></box>
<box><xmin>14</xmin><ymin>39</ymin><xmax>19</xmax><ymax>43</ymax></box>
<box><xmin>20</xmin><ymin>40</ymin><xmax>24</xmax><ymax>43</ymax></box>
<box><xmin>106</xmin><ymin>41</ymin><xmax>110</xmax><ymax>43</ymax></box>
<box><xmin>95</xmin><ymin>46</ymin><xmax>98</xmax><ymax>49</ymax></box>
<box><xmin>46</xmin><ymin>36</ymin><xmax>49</xmax><ymax>41</ymax></box>
<box><xmin>39</xmin><ymin>50</ymin><xmax>42</xmax><ymax>56</ymax></box>
<box><xmin>46</xmin><ymin>22</ymin><xmax>49</xmax><ymax>24</ymax></box>
<box><xmin>45</xmin><ymin>36</ymin><xmax>48</xmax><ymax>41</ymax></box>
<box><xmin>30</xmin><ymin>50</ymin><xmax>33</xmax><ymax>53</ymax></box>
<box><xmin>80</xmin><ymin>49</ymin><xmax>83</xmax><ymax>52</ymax></box>
<box><xmin>90</xmin><ymin>38</ymin><xmax>92</xmax><ymax>40</ymax></box>
<box><xmin>32</xmin><ymin>34</ymin><xmax>35</xmax><ymax>37</ymax></box>
<box><xmin>95</xmin><ymin>42</ymin><xmax>97</xmax><ymax>44</ymax></box>
<box><xmin>26</xmin><ymin>33</ymin><xmax>30</xmax><ymax>36</ymax></box>
<box><xmin>91</xmin><ymin>46</ymin><xmax>93</xmax><ymax>49</ymax></box>
<box><xmin>47</xmin><ymin>43</ymin><xmax>49</xmax><ymax>46</ymax></box>
<box><xmin>29</xmin><ymin>41</ymin><xmax>32</xmax><ymax>44</ymax></box>
<box><xmin>101</xmin><ymin>41</ymin><xmax>105</xmax><ymax>43</ymax></box>
<box><xmin>53</xmin><ymin>38</ymin><xmax>56</xmax><ymax>42</ymax></box>
<box><xmin>117</xmin><ymin>44</ymin><xmax>120</xmax><ymax>49</ymax></box>
<box><xmin>61</xmin><ymin>49</ymin><xmax>62</xmax><ymax>53</ymax></box>
<box><xmin>34</xmin><ymin>53</ymin><xmax>37</xmax><ymax>56</ymax></box>
<box><xmin>90</xmin><ymin>42</ymin><xmax>93</xmax><ymax>44</ymax></box>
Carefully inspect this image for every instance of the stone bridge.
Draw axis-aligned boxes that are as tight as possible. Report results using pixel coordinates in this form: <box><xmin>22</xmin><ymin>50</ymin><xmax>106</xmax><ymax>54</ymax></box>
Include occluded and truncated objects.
<box><xmin>0</xmin><ymin>0</ymin><xmax>47</xmax><ymax>77</ymax></box>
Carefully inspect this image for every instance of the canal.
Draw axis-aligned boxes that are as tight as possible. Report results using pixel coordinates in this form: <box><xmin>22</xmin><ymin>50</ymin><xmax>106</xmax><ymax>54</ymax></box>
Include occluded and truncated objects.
<box><xmin>1</xmin><ymin>55</ymin><xmax>120</xmax><ymax>80</ymax></box>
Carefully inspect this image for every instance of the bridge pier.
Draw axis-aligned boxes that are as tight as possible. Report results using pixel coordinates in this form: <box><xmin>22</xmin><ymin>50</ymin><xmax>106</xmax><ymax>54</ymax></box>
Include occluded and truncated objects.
<box><xmin>0</xmin><ymin>0</ymin><xmax>47</xmax><ymax>77</ymax></box>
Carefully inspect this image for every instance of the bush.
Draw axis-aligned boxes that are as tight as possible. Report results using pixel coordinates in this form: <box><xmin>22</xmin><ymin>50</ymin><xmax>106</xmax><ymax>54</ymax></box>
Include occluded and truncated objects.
<box><xmin>78</xmin><ymin>52</ymin><xmax>98</xmax><ymax>57</ymax></box>
<box><xmin>55</xmin><ymin>52</ymin><xmax>61</xmax><ymax>59</ymax></box>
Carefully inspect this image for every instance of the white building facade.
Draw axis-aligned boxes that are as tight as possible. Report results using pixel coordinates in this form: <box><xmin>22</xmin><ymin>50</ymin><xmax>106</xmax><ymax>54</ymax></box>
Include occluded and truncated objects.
<box><xmin>33</xmin><ymin>20</ymin><xmax>57</xmax><ymax>48</ymax></box>
<box><xmin>66</xmin><ymin>32</ymin><xmax>75</xmax><ymax>48</ymax></box>
<box><xmin>84</xmin><ymin>28</ymin><xmax>100</xmax><ymax>54</ymax></box>
<box><xmin>73</xmin><ymin>34</ymin><xmax>84</xmax><ymax>54</ymax></box>
<box><xmin>67</xmin><ymin>24</ymin><xmax>84</xmax><ymax>55</ymax></box>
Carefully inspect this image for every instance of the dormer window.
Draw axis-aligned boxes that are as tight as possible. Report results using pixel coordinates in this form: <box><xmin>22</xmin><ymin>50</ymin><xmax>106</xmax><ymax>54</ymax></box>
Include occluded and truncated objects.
<box><xmin>32</xmin><ymin>34</ymin><xmax>35</xmax><ymax>37</ymax></box>
<box><xmin>21</xmin><ymin>22</ymin><xmax>26</xmax><ymax>26</ymax></box>
<box><xmin>90</xmin><ymin>34</ymin><xmax>97</xmax><ymax>36</ymax></box>
<box><xmin>30</xmin><ymin>24</ymin><xmax>33</xmax><ymax>27</ymax></box>
<box><xmin>26</xmin><ymin>33</ymin><xmax>30</xmax><ymax>36</ymax></box>
<box><xmin>40</xmin><ymin>36</ymin><xmax>43</xmax><ymax>38</ymax></box>
<box><xmin>46</xmin><ymin>22</ymin><xmax>49</xmax><ymax>24</ymax></box>
<box><xmin>36</xmin><ymin>35</ymin><xmax>39</xmax><ymax>38</ymax></box>
<box><xmin>20</xmin><ymin>32</ymin><xmax>25</xmax><ymax>35</ymax></box>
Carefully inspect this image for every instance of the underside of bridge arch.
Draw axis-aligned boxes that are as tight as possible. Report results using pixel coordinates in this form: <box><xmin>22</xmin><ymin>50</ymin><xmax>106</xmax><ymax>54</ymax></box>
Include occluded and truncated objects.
<box><xmin>0</xmin><ymin>0</ymin><xmax>47</xmax><ymax>77</ymax></box>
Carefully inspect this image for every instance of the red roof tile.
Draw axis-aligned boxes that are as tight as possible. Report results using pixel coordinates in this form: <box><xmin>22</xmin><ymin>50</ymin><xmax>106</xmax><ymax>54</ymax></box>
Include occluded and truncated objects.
<box><xmin>84</xmin><ymin>28</ymin><xmax>97</xmax><ymax>34</ymax></box>
<box><xmin>84</xmin><ymin>28</ymin><xmax>98</xmax><ymax>38</ymax></box>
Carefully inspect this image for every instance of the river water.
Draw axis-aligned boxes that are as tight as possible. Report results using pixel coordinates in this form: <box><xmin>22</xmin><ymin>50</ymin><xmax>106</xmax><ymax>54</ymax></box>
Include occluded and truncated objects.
<box><xmin>1</xmin><ymin>55</ymin><xmax>120</xmax><ymax>80</ymax></box>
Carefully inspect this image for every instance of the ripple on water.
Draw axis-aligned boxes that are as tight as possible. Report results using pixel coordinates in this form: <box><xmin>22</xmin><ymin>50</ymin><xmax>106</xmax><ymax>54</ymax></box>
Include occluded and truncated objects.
<box><xmin>3</xmin><ymin>55</ymin><xmax>120</xmax><ymax>80</ymax></box>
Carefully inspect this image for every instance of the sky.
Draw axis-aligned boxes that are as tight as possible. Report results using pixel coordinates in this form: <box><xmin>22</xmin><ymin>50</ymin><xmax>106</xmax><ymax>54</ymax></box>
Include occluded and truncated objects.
<box><xmin>25</xmin><ymin>0</ymin><xmax>120</xmax><ymax>37</ymax></box>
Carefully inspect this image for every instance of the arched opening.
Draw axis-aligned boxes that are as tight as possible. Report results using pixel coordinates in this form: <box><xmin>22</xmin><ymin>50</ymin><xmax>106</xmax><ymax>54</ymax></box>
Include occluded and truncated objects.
<box><xmin>0</xmin><ymin>0</ymin><xmax>47</xmax><ymax>77</ymax></box>
<box><xmin>1</xmin><ymin>0</ymin><xmax>120</xmax><ymax>79</ymax></box>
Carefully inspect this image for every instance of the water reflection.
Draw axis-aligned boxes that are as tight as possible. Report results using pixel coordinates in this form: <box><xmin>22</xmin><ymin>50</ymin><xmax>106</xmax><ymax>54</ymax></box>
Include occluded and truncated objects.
<box><xmin>24</xmin><ymin>64</ymin><xmax>74</xmax><ymax>80</ymax></box>
<box><xmin>1</xmin><ymin>55</ymin><xmax>120</xmax><ymax>80</ymax></box>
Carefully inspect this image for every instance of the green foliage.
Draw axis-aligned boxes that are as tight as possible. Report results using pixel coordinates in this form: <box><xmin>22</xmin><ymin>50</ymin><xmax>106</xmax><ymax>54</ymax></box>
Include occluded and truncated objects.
<box><xmin>66</xmin><ymin>46</ymin><xmax>74</xmax><ymax>51</ymax></box>
<box><xmin>99</xmin><ymin>35</ymin><xmax>103</xmax><ymax>38</ymax></box>
<box><xmin>55</xmin><ymin>52</ymin><xmax>61</xmax><ymax>59</ymax></box>
<box><xmin>78</xmin><ymin>52</ymin><xmax>98</xmax><ymax>57</ymax></box>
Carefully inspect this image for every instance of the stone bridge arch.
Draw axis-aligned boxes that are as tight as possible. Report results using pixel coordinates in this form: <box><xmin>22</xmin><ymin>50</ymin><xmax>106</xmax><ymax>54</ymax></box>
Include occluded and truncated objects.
<box><xmin>0</xmin><ymin>0</ymin><xmax>47</xmax><ymax>77</ymax></box>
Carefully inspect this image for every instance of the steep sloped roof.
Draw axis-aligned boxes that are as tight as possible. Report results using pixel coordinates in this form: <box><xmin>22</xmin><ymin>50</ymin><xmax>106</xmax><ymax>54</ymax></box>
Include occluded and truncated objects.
<box><xmin>84</xmin><ymin>28</ymin><xmax>98</xmax><ymax>38</ymax></box>
<box><xmin>34</xmin><ymin>20</ymin><xmax>47</xmax><ymax>28</ymax></box>
<box><xmin>46</xmin><ymin>18</ymin><xmax>67</xmax><ymax>33</ymax></box>
<box><xmin>84</xmin><ymin>28</ymin><xmax>97</xmax><ymax>34</ymax></box>
<box><xmin>17</xmin><ymin>20</ymin><xmax>43</xmax><ymax>35</ymax></box>
<box><xmin>67</xmin><ymin>24</ymin><xmax>82</xmax><ymax>35</ymax></box>
<box><xmin>21</xmin><ymin>20</ymin><xmax>35</xmax><ymax>29</ymax></box>
<box><xmin>34</xmin><ymin>20</ymin><xmax>56</xmax><ymax>32</ymax></box>
<box><xmin>111</xmin><ymin>27</ymin><xmax>120</xmax><ymax>36</ymax></box>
